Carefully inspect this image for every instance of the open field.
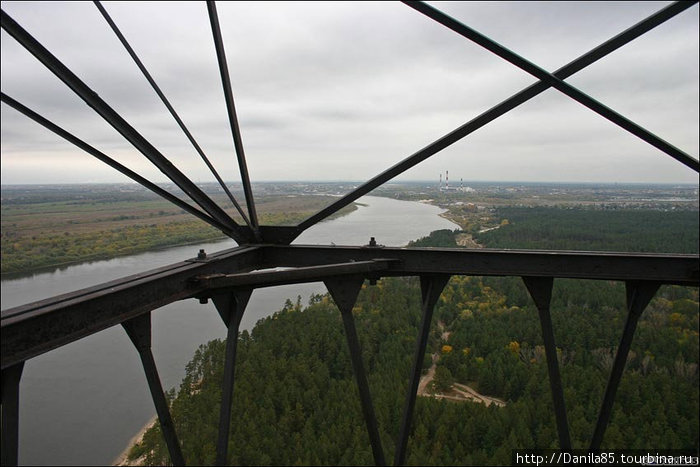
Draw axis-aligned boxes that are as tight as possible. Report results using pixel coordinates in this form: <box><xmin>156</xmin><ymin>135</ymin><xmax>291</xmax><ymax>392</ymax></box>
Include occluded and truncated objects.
<box><xmin>1</xmin><ymin>184</ymin><xmax>356</xmax><ymax>275</ymax></box>
<box><xmin>3</xmin><ymin>181</ymin><xmax>697</xmax><ymax>275</ymax></box>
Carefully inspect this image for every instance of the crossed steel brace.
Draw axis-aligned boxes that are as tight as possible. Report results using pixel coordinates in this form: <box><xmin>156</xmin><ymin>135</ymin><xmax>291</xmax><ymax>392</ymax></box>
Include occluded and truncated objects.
<box><xmin>1</xmin><ymin>1</ymin><xmax>699</xmax><ymax>465</ymax></box>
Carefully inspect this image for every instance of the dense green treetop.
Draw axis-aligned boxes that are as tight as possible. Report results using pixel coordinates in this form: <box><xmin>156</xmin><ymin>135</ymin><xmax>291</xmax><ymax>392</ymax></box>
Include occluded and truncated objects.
<box><xmin>129</xmin><ymin>207</ymin><xmax>698</xmax><ymax>465</ymax></box>
<box><xmin>474</xmin><ymin>207</ymin><xmax>698</xmax><ymax>254</ymax></box>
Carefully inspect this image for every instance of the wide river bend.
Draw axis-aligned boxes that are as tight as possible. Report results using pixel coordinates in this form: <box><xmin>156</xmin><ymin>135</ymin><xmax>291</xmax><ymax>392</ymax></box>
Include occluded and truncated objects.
<box><xmin>1</xmin><ymin>196</ymin><xmax>457</xmax><ymax>466</ymax></box>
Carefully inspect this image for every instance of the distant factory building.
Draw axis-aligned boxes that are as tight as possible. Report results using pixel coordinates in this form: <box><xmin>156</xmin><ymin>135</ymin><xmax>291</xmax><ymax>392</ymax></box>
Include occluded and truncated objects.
<box><xmin>439</xmin><ymin>172</ymin><xmax>475</xmax><ymax>192</ymax></box>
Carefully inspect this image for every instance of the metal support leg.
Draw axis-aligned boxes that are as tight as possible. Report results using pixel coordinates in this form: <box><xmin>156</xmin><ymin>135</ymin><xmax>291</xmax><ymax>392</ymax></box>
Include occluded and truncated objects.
<box><xmin>123</xmin><ymin>313</ymin><xmax>185</xmax><ymax>466</ymax></box>
<box><xmin>589</xmin><ymin>281</ymin><xmax>660</xmax><ymax>450</ymax></box>
<box><xmin>394</xmin><ymin>275</ymin><xmax>450</xmax><ymax>466</ymax></box>
<box><xmin>212</xmin><ymin>290</ymin><xmax>252</xmax><ymax>466</ymax></box>
<box><xmin>326</xmin><ymin>277</ymin><xmax>386</xmax><ymax>466</ymax></box>
<box><xmin>1</xmin><ymin>362</ymin><xmax>25</xmax><ymax>467</ymax></box>
<box><xmin>522</xmin><ymin>277</ymin><xmax>571</xmax><ymax>450</ymax></box>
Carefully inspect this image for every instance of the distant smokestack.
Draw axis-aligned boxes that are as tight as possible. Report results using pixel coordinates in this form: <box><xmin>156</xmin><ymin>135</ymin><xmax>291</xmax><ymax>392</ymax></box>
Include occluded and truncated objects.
<box><xmin>460</xmin><ymin>178</ymin><xmax>463</xmax><ymax>189</ymax></box>
<box><xmin>439</xmin><ymin>173</ymin><xmax>442</xmax><ymax>188</ymax></box>
<box><xmin>446</xmin><ymin>170</ymin><xmax>449</xmax><ymax>190</ymax></box>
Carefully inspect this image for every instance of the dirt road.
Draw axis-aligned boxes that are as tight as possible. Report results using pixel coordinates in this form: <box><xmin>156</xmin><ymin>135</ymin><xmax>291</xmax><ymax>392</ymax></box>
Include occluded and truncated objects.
<box><xmin>417</xmin><ymin>323</ymin><xmax>505</xmax><ymax>407</ymax></box>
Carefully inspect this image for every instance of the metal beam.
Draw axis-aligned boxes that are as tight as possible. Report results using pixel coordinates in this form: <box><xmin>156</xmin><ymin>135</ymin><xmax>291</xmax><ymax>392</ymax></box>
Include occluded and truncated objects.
<box><xmin>394</xmin><ymin>275</ymin><xmax>450</xmax><ymax>466</ymax></box>
<box><xmin>522</xmin><ymin>277</ymin><xmax>571</xmax><ymax>450</ymax></box>
<box><xmin>258</xmin><ymin>226</ymin><xmax>303</xmax><ymax>246</ymax></box>
<box><xmin>326</xmin><ymin>277</ymin><xmax>386</xmax><ymax>466</ymax></box>
<box><xmin>261</xmin><ymin>246</ymin><xmax>699</xmax><ymax>285</ymax></box>
<box><xmin>405</xmin><ymin>1</ymin><xmax>699</xmax><ymax>172</ymax></box>
<box><xmin>3</xmin><ymin>246</ymin><xmax>697</xmax><ymax>370</ymax></box>
<box><xmin>1</xmin><ymin>3</ymin><xmax>697</xmax><ymax>464</ymax></box>
<box><xmin>207</xmin><ymin>1</ymin><xmax>260</xmax><ymax>238</ymax></box>
<box><xmin>1</xmin><ymin>246</ymin><xmax>263</xmax><ymax>369</ymax></box>
<box><xmin>122</xmin><ymin>313</ymin><xmax>185</xmax><ymax>466</ymax></box>
<box><xmin>0</xmin><ymin>9</ymin><xmax>248</xmax><ymax>242</ymax></box>
<box><xmin>1</xmin><ymin>362</ymin><xmax>25</xmax><ymax>466</ymax></box>
<box><xmin>295</xmin><ymin>0</ymin><xmax>696</xmax><ymax>231</ymax></box>
<box><xmin>194</xmin><ymin>259</ymin><xmax>399</xmax><ymax>290</ymax></box>
<box><xmin>589</xmin><ymin>281</ymin><xmax>661</xmax><ymax>450</ymax></box>
<box><xmin>0</xmin><ymin>92</ymin><xmax>238</xmax><ymax>239</ymax></box>
<box><xmin>94</xmin><ymin>0</ymin><xmax>253</xmax><ymax>230</ymax></box>
<box><xmin>212</xmin><ymin>290</ymin><xmax>252</xmax><ymax>466</ymax></box>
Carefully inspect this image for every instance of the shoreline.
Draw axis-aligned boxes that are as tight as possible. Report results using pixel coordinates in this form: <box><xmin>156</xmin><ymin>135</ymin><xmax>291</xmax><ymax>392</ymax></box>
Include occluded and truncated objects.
<box><xmin>1</xmin><ymin>203</ymin><xmax>359</xmax><ymax>279</ymax></box>
<box><xmin>6</xmin><ymin>196</ymin><xmax>454</xmax><ymax>465</ymax></box>
<box><xmin>0</xmin><ymin>235</ymin><xmax>229</xmax><ymax>279</ymax></box>
<box><xmin>112</xmin><ymin>415</ymin><xmax>157</xmax><ymax>466</ymax></box>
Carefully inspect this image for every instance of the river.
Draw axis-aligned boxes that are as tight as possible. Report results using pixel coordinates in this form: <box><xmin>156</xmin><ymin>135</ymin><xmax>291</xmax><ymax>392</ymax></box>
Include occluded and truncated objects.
<box><xmin>1</xmin><ymin>195</ymin><xmax>457</xmax><ymax>466</ymax></box>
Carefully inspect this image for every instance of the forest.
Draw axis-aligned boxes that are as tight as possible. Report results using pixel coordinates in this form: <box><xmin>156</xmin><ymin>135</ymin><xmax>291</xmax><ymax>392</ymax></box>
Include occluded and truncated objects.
<box><xmin>128</xmin><ymin>207</ymin><xmax>699</xmax><ymax>465</ymax></box>
<box><xmin>473</xmin><ymin>206</ymin><xmax>699</xmax><ymax>254</ymax></box>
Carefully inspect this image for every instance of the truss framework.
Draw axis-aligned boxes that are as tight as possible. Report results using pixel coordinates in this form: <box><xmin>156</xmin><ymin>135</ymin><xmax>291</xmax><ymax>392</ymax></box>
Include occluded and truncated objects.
<box><xmin>1</xmin><ymin>1</ymin><xmax>698</xmax><ymax>465</ymax></box>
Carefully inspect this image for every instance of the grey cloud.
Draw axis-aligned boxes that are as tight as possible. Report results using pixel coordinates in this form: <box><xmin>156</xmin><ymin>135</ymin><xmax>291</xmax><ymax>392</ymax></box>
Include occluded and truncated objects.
<box><xmin>1</xmin><ymin>1</ymin><xmax>697</xmax><ymax>184</ymax></box>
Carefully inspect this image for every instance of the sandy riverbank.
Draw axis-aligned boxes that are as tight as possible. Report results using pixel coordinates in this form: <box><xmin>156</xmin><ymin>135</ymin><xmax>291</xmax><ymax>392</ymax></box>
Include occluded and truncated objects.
<box><xmin>112</xmin><ymin>415</ymin><xmax>157</xmax><ymax>466</ymax></box>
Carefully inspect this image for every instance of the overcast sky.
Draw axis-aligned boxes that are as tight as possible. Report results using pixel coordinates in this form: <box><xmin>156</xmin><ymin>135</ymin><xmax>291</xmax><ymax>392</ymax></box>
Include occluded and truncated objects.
<box><xmin>1</xmin><ymin>1</ymin><xmax>698</xmax><ymax>185</ymax></box>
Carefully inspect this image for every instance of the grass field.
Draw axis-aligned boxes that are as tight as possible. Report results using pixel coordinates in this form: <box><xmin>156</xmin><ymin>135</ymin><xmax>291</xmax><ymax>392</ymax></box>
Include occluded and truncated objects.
<box><xmin>1</xmin><ymin>186</ymin><xmax>356</xmax><ymax>275</ymax></box>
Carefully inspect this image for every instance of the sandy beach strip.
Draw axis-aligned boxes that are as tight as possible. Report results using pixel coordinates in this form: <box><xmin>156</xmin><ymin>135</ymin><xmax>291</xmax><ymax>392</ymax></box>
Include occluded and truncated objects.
<box><xmin>112</xmin><ymin>415</ymin><xmax>157</xmax><ymax>466</ymax></box>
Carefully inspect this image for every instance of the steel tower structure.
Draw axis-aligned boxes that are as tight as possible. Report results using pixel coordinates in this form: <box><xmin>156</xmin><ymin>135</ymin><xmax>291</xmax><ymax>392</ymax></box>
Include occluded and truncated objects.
<box><xmin>1</xmin><ymin>2</ymin><xmax>698</xmax><ymax>465</ymax></box>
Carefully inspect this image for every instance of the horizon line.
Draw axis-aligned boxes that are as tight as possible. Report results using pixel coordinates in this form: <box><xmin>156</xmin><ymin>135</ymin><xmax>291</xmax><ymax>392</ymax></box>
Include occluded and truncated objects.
<box><xmin>1</xmin><ymin>180</ymin><xmax>699</xmax><ymax>187</ymax></box>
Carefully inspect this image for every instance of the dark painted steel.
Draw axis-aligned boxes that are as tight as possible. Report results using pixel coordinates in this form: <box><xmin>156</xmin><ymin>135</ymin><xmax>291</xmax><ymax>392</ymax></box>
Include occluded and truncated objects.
<box><xmin>394</xmin><ymin>275</ymin><xmax>450</xmax><ymax>466</ymax></box>
<box><xmin>405</xmin><ymin>1</ymin><xmax>699</xmax><ymax>172</ymax></box>
<box><xmin>326</xmin><ymin>277</ymin><xmax>386</xmax><ymax>466</ymax></box>
<box><xmin>0</xmin><ymin>92</ymin><xmax>237</xmax><ymax>238</ymax></box>
<box><xmin>207</xmin><ymin>1</ymin><xmax>260</xmax><ymax>238</ymax></box>
<box><xmin>194</xmin><ymin>259</ymin><xmax>399</xmax><ymax>290</ymax></box>
<box><xmin>94</xmin><ymin>1</ymin><xmax>253</xmax><ymax>230</ymax></box>
<box><xmin>1</xmin><ymin>3</ymin><xmax>697</xmax><ymax>464</ymax></box>
<box><xmin>0</xmin><ymin>9</ymin><xmax>249</xmax><ymax>243</ymax></box>
<box><xmin>522</xmin><ymin>277</ymin><xmax>571</xmax><ymax>450</ymax></box>
<box><xmin>3</xmin><ymin>246</ymin><xmax>697</xmax><ymax>370</ymax></box>
<box><xmin>1</xmin><ymin>246</ymin><xmax>264</xmax><ymax>370</ymax></box>
<box><xmin>258</xmin><ymin>226</ymin><xmax>303</xmax><ymax>245</ymax></box>
<box><xmin>296</xmin><ymin>1</ymin><xmax>696</xmax><ymax>231</ymax></box>
<box><xmin>589</xmin><ymin>281</ymin><xmax>661</xmax><ymax>451</ymax></box>
<box><xmin>261</xmin><ymin>246</ymin><xmax>699</xmax><ymax>286</ymax></box>
<box><xmin>1</xmin><ymin>362</ymin><xmax>24</xmax><ymax>467</ymax></box>
<box><xmin>212</xmin><ymin>290</ymin><xmax>252</xmax><ymax>466</ymax></box>
<box><xmin>122</xmin><ymin>313</ymin><xmax>185</xmax><ymax>466</ymax></box>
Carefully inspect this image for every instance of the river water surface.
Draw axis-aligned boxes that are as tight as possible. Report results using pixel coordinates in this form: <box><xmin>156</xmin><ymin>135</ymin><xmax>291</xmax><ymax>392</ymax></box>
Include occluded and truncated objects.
<box><xmin>1</xmin><ymin>196</ymin><xmax>457</xmax><ymax>466</ymax></box>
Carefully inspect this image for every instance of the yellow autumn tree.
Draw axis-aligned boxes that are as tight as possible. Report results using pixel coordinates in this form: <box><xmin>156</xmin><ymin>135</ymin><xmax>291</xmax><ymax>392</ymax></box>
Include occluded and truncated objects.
<box><xmin>507</xmin><ymin>341</ymin><xmax>520</xmax><ymax>355</ymax></box>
